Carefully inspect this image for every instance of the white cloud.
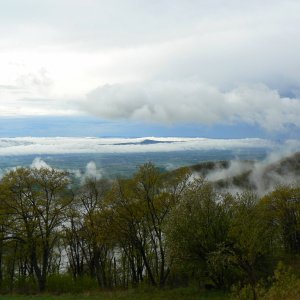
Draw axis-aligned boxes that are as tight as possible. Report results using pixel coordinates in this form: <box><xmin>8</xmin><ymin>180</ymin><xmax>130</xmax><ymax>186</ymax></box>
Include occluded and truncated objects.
<box><xmin>0</xmin><ymin>0</ymin><xmax>299</xmax><ymax>125</ymax></box>
<box><xmin>0</xmin><ymin>157</ymin><xmax>104</xmax><ymax>185</ymax></box>
<box><xmin>206</xmin><ymin>160</ymin><xmax>253</xmax><ymax>182</ymax></box>
<box><xmin>200</xmin><ymin>147</ymin><xmax>300</xmax><ymax>196</ymax></box>
<box><xmin>84</xmin><ymin>82</ymin><xmax>300</xmax><ymax>131</ymax></box>
<box><xmin>80</xmin><ymin>161</ymin><xmax>103</xmax><ymax>183</ymax></box>
<box><xmin>30</xmin><ymin>158</ymin><xmax>104</xmax><ymax>184</ymax></box>
<box><xmin>0</xmin><ymin>137</ymin><xmax>273</xmax><ymax>156</ymax></box>
<box><xmin>31</xmin><ymin>157</ymin><xmax>52</xmax><ymax>169</ymax></box>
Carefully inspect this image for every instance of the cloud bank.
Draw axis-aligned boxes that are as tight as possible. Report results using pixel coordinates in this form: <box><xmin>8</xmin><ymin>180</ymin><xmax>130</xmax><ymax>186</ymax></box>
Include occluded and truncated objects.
<box><xmin>84</xmin><ymin>82</ymin><xmax>300</xmax><ymax>131</ymax></box>
<box><xmin>0</xmin><ymin>137</ymin><xmax>272</xmax><ymax>156</ymax></box>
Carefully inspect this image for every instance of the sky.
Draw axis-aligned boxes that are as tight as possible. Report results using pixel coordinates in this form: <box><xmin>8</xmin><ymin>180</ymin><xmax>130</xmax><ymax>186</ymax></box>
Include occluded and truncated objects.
<box><xmin>1</xmin><ymin>0</ymin><xmax>300</xmax><ymax>138</ymax></box>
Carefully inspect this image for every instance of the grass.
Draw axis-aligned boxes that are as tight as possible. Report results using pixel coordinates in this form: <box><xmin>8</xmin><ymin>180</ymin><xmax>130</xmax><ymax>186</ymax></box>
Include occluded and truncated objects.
<box><xmin>0</xmin><ymin>287</ymin><xmax>230</xmax><ymax>300</ymax></box>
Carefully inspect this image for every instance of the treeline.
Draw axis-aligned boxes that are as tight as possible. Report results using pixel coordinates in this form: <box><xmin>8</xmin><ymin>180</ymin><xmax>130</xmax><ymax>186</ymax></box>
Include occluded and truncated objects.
<box><xmin>0</xmin><ymin>163</ymin><xmax>299</xmax><ymax>298</ymax></box>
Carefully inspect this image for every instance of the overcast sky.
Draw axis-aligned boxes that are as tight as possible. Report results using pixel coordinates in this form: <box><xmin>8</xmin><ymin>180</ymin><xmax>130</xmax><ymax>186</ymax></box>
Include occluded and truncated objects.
<box><xmin>1</xmin><ymin>0</ymin><xmax>300</xmax><ymax>138</ymax></box>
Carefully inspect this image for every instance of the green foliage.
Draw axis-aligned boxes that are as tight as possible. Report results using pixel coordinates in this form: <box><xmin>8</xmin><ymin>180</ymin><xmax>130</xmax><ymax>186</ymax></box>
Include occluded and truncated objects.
<box><xmin>0</xmin><ymin>163</ymin><xmax>299</xmax><ymax>296</ymax></box>
<box><xmin>232</xmin><ymin>262</ymin><xmax>300</xmax><ymax>300</ymax></box>
<box><xmin>13</xmin><ymin>276</ymin><xmax>37</xmax><ymax>294</ymax></box>
<box><xmin>261</xmin><ymin>262</ymin><xmax>300</xmax><ymax>300</ymax></box>
<box><xmin>0</xmin><ymin>167</ymin><xmax>72</xmax><ymax>292</ymax></box>
<box><xmin>261</xmin><ymin>185</ymin><xmax>300</xmax><ymax>254</ymax></box>
<box><xmin>0</xmin><ymin>287</ymin><xmax>229</xmax><ymax>300</ymax></box>
<box><xmin>166</xmin><ymin>179</ymin><xmax>234</xmax><ymax>288</ymax></box>
<box><xmin>46</xmin><ymin>274</ymin><xmax>98</xmax><ymax>294</ymax></box>
<box><xmin>228</xmin><ymin>192</ymin><xmax>276</xmax><ymax>284</ymax></box>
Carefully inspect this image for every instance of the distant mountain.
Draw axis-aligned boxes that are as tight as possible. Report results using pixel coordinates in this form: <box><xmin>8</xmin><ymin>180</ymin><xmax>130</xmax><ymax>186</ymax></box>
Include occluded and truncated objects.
<box><xmin>113</xmin><ymin>139</ymin><xmax>174</xmax><ymax>146</ymax></box>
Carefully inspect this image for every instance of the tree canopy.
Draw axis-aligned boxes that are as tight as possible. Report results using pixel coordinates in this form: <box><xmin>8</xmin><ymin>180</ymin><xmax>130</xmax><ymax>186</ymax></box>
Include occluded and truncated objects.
<box><xmin>0</xmin><ymin>164</ymin><xmax>299</xmax><ymax>298</ymax></box>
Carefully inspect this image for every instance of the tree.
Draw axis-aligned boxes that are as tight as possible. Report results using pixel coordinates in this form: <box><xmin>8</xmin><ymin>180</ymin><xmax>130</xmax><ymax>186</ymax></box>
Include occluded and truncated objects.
<box><xmin>166</xmin><ymin>179</ymin><xmax>232</xmax><ymax>288</ymax></box>
<box><xmin>262</xmin><ymin>185</ymin><xmax>300</xmax><ymax>254</ymax></box>
<box><xmin>106</xmin><ymin>163</ymin><xmax>190</xmax><ymax>287</ymax></box>
<box><xmin>64</xmin><ymin>178</ymin><xmax>113</xmax><ymax>287</ymax></box>
<box><xmin>228</xmin><ymin>192</ymin><xmax>276</xmax><ymax>300</ymax></box>
<box><xmin>0</xmin><ymin>167</ymin><xmax>72</xmax><ymax>291</ymax></box>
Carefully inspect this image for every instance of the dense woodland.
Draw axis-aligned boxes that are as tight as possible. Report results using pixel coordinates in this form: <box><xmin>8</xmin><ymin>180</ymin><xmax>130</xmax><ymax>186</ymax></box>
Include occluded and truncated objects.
<box><xmin>0</xmin><ymin>163</ymin><xmax>299</xmax><ymax>299</ymax></box>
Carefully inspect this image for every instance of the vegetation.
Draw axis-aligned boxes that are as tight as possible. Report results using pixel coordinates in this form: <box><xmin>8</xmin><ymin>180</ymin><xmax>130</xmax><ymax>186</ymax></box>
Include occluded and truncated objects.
<box><xmin>0</xmin><ymin>163</ymin><xmax>299</xmax><ymax>299</ymax></box>
<box><xmin>0</xmin><ymin>287</ymin><xmax>229</xmax><ymax>300</ymax></box>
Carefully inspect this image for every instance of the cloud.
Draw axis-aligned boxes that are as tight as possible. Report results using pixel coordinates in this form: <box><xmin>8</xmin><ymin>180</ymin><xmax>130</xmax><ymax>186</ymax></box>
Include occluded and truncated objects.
<box><xmin>16</xmin><ymin>68</ymin><xmax>53</xmax><ymax>93</ymax></box>
<box><xmin>201</xmin><ymin>149</ymin><xmax>300</xmax><ymax>196</ymax></box>
<box><xmin>84</xmin><ymin>82</ymin><xmax>300</xmax><ymax>132</ymax></box>
<box><xmin>31</xmin><ymin>157</ymin><xmax>52</xmax><ymax>169</ymax></box>
<box><xmin>0</xmin><ymin>0</ymin><xmax>300</xmax><ymax>136</ymax></box>
<box><xmin>29</xmin><ymin>158</ymin><xmax>104</xmax><ymax>184</ymax></box>
<box><xmin>0</xmin><ymin>62</ymin><xmax>79</xmax><ymax>117</ymax></box>
<box><xmin>0</xmin><ymin>157</ymin><xmax>53</xmax><ymax>179</ymax></box>
<box><xmin>206</xmin><ymin>160</ymin><xmax>253</xmax><ymax>182</ymax></box>
<box><xmin>0</xmin><ymin>137</ymin><xmax>273</xmax><ymax>156</ymax></box>
<box><xmin>0</xmin><ymin>157</ymin><xmax>105</xmax><ymax>188</ymax></box>
<box><xmin>79</xmin><ymin>161</ymin><xmax>103</xmax><ymax>183</ymax></box>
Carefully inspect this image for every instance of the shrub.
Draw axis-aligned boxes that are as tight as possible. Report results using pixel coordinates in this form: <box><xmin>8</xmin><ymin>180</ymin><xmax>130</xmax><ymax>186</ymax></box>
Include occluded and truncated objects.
<box><xmin>261</xmin><ymin>262</ymin><xmax>300</xmax><ymax>300</ymax></box>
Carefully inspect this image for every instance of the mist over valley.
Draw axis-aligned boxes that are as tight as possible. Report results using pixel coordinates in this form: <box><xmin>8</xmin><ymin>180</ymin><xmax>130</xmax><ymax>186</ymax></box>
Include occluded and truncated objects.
<box><xmin>0</xmin><ymin>136</ymin><xmax>299</xmax><ymax>196</ymax></box>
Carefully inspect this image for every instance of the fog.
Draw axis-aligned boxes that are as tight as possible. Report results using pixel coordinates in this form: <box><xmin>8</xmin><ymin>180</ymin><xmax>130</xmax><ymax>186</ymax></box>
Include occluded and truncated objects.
<box><xmin>0</xmin><ymin>137</ymin><xmax>272</xmax><ymax>156</ymax></box>
<box><xmin>0</xmin><ymin>137</ymin><xmax>299</xmax><ymax>196</ymax></box>
<box><xmin>202</xmin><ymin>149</ymin><xmax>300</xmax><ymax>196</ymax></box>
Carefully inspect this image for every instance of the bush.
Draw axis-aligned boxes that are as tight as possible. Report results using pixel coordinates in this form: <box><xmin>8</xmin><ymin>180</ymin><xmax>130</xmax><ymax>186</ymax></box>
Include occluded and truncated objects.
<box><xmin>47</xmin><ymin>274</ymin><xmax>74</xmax><ymax>294</ymax></box>
<box><xmin>46</xmin><ymin>274</ymin><xmax>99</xmax><ymax>294</ymax></box>
<box><xmin>231</xmin><ymin>262</ymin><xmax>300</xmax><ymax>300</ymax></box>
<box><xmin>13</xmin><ymin>276</ymin><xmax>37</xmax><ymax>294</ymax></box>
<box><xmin>261</xmin><ymin>262</ymin><xmax>300</xmax><ymax>300</ymax></box>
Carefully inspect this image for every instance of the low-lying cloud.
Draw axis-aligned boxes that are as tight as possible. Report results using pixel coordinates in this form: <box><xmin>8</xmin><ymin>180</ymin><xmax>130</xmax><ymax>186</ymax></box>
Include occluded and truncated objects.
<box><xmin>1</xmin><ymin>150</ymin><xmax>299</xmax><ymax>197</ymax></box>
<box><xmin>84</xmin><ymin>82</ymin><xmax>300</xmax><ymax>132</ymax></box>
<box><xmin>78</xmin><ymin>161</ymin><xmax>103</xmax><ymax>183</ymax></box>
<box><xmin>202</xmin><ymin>150</ymin><xmax>300</xmax><ymax>196</ymax></box>
<box><xmin>0</xmin><ymin>157</ymin><xmax>104</xmax><ymax>185</ymax></box>
<box><xmin>31</xmin><ymin>157</ymin><xmax>52</xmax><ymax>169</ymax></box>
<box><xmin>0</xmin><ymin>137</ymin><xmax>273</xmax><ymax>156</ymax></box>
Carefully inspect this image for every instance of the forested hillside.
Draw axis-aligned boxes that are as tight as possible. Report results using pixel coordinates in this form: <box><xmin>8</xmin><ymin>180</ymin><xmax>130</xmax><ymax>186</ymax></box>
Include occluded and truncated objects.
<box><xmin>188</xmin><ymin>152</ymin><xmax>300</xmax><ymax>194</ymax></box>
<box><xmin>0</xmin><ymin>160</ymin><xmax>299</xmax><ymax>299</ymax></box>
